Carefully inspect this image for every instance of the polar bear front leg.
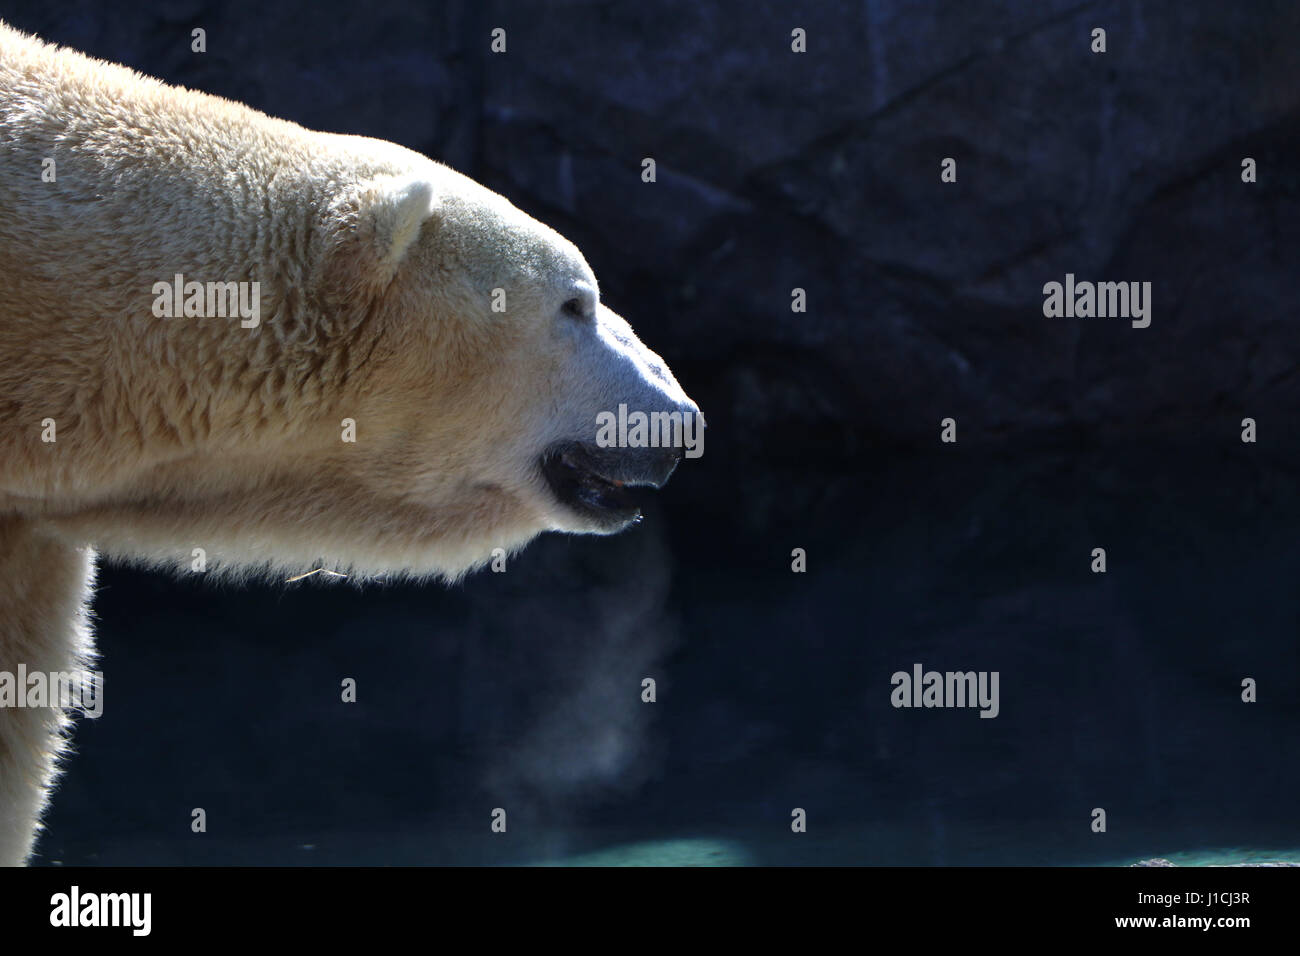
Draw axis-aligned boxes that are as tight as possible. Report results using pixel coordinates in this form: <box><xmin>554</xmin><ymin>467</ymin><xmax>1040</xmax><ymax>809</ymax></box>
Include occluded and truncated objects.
<box><xmin>0</xmin><ymin>517</ymin><xmax>97</xmax><ymax>866</ymax></box>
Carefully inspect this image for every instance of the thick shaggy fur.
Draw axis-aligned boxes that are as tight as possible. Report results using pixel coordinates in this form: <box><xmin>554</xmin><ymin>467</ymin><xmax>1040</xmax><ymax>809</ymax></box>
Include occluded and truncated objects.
<box><xmin>0</xmin><ymin>22</ymin><xmax>697</xmax><ymax>864</ymax></box>
<box><xmin>0</xmin><ymin>518</ymin><xmax>95</xmax><ymax>865</ymax></box>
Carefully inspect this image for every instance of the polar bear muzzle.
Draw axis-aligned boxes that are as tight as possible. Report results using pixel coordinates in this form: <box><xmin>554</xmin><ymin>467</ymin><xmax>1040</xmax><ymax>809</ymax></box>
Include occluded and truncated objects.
<box><xmin>540</xmin><ymin>440</ymin><xmax>684</xmax><ymax>531</ymax></box>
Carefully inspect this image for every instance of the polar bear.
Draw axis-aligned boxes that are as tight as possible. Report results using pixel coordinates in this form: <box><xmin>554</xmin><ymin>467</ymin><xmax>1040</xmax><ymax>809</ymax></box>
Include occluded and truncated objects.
<box><xmin>0</xmin><ymin>22</ymin><xmax>701</xmax><ymax>865</ymax></box>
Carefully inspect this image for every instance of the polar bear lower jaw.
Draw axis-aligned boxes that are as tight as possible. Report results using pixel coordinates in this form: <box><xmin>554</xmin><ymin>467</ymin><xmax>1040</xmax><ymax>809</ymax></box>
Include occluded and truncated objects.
<box><xmin>539</xmin><ymin>440</ymin><xmax>683</xmax><ymax>533</ymax></box>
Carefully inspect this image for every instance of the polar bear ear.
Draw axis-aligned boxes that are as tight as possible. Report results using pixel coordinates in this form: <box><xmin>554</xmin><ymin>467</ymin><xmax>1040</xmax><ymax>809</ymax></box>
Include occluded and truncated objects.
<box><xmin>368</xmin><ymin>175</ymin><xmax>437</xmax><ymax>268</ymax></box>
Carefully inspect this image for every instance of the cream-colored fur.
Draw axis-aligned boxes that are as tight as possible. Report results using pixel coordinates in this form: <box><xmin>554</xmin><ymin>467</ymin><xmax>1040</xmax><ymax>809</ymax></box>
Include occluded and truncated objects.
<box><xmin>0</xmin><ymin>518</ymin><xmax>96</xmax><ymax>866</ymax></box>
<box><xmin>0</xmin><ymin>22</ymin><xmax>697</xmax><ymax>864</ymax></box>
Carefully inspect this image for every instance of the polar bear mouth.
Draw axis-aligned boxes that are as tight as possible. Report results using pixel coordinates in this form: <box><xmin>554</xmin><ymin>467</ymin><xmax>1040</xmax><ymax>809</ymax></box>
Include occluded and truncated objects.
<box><xmin>540</xmin><ymin>441</ymin><xmax>681</xmax><ymax>531</ymax></box>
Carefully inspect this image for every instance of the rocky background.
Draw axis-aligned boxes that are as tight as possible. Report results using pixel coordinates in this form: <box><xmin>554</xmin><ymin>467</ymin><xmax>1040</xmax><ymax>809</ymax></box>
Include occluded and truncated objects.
<box><xmin>5</xmin><ymin>1</ymin><xmax>1298</xmax><ymax>863</ymax></box>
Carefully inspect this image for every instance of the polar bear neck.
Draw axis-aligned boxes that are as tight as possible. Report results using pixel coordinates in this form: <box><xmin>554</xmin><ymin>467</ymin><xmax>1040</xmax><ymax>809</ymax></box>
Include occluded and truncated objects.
<box><xmin>0</xmin><ymin>22</ymin><xmax>424</xmax><ymax>494</ymax></box>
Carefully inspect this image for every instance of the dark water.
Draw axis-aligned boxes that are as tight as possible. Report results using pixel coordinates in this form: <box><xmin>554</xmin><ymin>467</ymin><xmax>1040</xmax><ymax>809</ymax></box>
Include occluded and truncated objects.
<box><xmin>35</xmin><ymin>444</ymin><xmax>1300</xmax><ymax>865</ymax></box>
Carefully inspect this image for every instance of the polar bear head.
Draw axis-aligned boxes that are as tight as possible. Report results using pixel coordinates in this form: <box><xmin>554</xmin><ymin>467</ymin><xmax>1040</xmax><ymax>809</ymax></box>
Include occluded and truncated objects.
<box><xmin>331</xmin><ymin>168</ymin><xmax>702</xmax><ymax>569</ymax></box>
